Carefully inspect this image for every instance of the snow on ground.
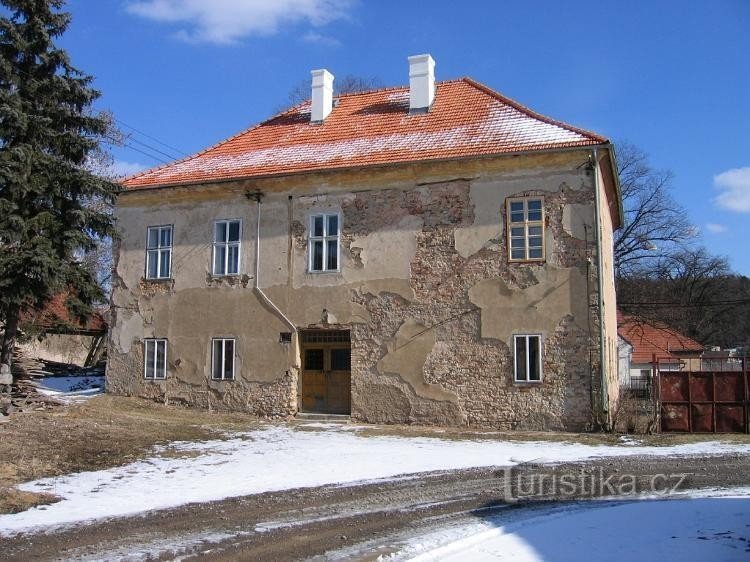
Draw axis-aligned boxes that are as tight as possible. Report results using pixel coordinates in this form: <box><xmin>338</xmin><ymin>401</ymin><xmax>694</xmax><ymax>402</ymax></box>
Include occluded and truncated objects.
<box><xmin>1</xmin><ymin>423</ymin><xmax>749</xmax><ymax>536</ymax></box>
<box><xmin>31</xmin><ymin>375</ymin><xmax>104</xmax><ymax>404</ymax></box>
<box><xmin>388</xmin><ymin>490</ymin><xmax>750</xmax><ymax>561</ymax></box>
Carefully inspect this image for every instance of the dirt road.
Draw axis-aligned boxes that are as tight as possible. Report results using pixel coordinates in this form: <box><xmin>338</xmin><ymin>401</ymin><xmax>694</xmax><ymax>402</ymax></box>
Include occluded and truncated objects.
<box><xmin>2</xmin><ymin>452</ymin><xmax>748</xmax><ymax>561</ymax></box>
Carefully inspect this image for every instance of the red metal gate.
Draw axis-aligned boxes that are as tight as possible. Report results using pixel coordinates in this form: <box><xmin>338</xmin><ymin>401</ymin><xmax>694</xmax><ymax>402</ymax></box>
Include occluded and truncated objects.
<box><xmin>656</xmin><ymin>356</ymin><xmax>749</xmax><ymax>433</ymax></box>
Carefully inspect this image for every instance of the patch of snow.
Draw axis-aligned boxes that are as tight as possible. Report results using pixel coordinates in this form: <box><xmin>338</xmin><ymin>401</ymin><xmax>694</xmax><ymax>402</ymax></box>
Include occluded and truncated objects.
<box><xmin>618</xmin><ymin>435</ymin><xmax>642</xmax><ymax>446</ymax></box>
<box><xmin>387</xmin><ymin>492</ymin><xmax>750</xmax><ymax>561</ymax></box>
<box><xmin>31</xmin><ymin>376</ymin><xmax>104</xmax><ymax>404</ymax></box>
<box><xmin>0</xmin><ymin>424</ymin><xmax>748</xmax><ymax>536</ymax></box>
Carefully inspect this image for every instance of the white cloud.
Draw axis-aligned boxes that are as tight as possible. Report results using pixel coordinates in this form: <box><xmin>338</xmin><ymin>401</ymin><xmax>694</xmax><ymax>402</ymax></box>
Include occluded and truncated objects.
<box><xmin>109</xmin><ymin>160</ymin><xmax>149</xmax><ymax>178</ymax></box>
<box><xmin>126</xmin><ymin>0</ymin><xmax>353</xmax><ymax>45</ymax></box>
<box><xmin>705</xmin><ymin>222</ymin><xmax>728</xmax><ymax>234</ymax></box>
<box><xmin>713</xmin><ymin>166</ymin><xmax>750</xmax><ymax>213</ymax></box>
<box><xmin>302</xmin><ymin>31</ymin><xmax>341</xmax><ymax>47</ymax></box>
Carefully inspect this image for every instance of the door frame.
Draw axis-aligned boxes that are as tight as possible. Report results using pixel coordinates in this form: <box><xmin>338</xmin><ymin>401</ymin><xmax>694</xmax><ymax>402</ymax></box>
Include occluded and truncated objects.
<box><xmin>299</xmin><ymin>328</ymin><xmax>351</xmax><ymax>414</ymax></box>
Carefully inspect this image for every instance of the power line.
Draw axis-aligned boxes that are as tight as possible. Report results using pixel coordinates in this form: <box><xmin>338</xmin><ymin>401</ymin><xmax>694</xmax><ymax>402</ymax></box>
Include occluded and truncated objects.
<box><xmin>103</xmin><ymin>138</ymin><xmax>170</xmax><ymax>165</ymax></box>
<box><xmin>115</xmin><ymin>118</ymin><xmax>188</xmax><ymax>157</ymax></box>
<box><xmin>124</xmin><ymin>135</ymin><xmax>180</xmax><ymax>162</ymax></box>
<box><xmin>7</xmin><ymin>63</ymin><xmax>184</xmax><ymax>167</ymax></box>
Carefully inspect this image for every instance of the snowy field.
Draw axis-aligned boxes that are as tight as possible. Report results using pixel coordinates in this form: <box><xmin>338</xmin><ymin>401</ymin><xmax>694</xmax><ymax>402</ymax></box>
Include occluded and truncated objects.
<box><xmin>1</xmin><ymin>423</ymin><xmax>749</xmax><ymax>536</ymax></box>
<box><xmin>387</xmin><ymin>489</ymin><xmax>750</xmax><ymax>561</ymax></box>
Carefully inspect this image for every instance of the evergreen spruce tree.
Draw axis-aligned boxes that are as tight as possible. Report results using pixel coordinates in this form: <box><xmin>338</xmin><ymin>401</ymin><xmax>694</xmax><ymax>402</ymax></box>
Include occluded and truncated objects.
<box><xmin>0</xmin><ymin>0</ymin><xmax>118</xmax><ymax>373</ymax></box>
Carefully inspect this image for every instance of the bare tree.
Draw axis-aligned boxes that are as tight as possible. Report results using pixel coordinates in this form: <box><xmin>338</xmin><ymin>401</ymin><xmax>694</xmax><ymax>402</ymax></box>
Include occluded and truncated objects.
<box><xmin>617</xmin><ymin>247</ymin><xmax>749</xmax><ymax>347</ymax></box>
<box><xmin>79</xmin><ymin>111</ymin><xmax>123</xmax><ymax>299</ymax></box>
<box><xmin>280</xmin><ymin>75</ymin><xmax>383</xmax><ymax>112</ymax></box>
<box><xmin>614</xmin><ymin>141</ymin><xmax>696</xmax><ymax>277</ymax></box>
<box><xmin>614</xmin><ymin>142</ymin><xmax>750</xmax><ymax>348</ymax></box>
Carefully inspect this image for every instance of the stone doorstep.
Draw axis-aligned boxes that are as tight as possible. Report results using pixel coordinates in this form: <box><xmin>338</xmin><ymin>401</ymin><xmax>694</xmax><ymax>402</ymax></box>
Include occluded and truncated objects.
<box><xmin>295</xmin><ymin>412</ymin><xmax>351</xmax><ymax>423</ymax></box>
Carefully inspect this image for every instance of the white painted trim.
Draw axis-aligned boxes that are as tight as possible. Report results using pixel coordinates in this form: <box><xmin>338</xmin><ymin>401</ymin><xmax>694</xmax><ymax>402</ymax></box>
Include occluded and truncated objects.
<box><xmin>145</xmin><ymin>224</ymin><xmax>174</xmax><ymax>279</ymax></box>
<box><xmin>211</xmin><ymin>218</ymin><xmax>243</xmax><ymax>276</ymax></box>
<box><xmin>143</xmin><ymin>338</ymin><xmax>168</xmax><ymax>379</ymax></box>
<box><xmin>211</xmin><ymin>337</ymin><xmax>236</xmax><ymax>381</ymax></box>
<box><xmin>513</xmin><ymin>333</ymin><xmax>543</xmax><ymax>383</ymax></box>
<box><xmin>307</xmin><ymin>211</ymin><xmax>341</xmax><ymax>273</ymax></box>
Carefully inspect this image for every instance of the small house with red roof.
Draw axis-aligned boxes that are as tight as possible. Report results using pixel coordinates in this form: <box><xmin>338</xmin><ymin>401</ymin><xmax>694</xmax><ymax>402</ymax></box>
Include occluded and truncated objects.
<box><xmin>108</xmin><ymin>55</ymin><xmax>622</xmax><ymax>430</ymax></box>
<box><xmin>617</xmin><ymin>311</ymin><xmax>704</xmax><ymax>387</ymax></box>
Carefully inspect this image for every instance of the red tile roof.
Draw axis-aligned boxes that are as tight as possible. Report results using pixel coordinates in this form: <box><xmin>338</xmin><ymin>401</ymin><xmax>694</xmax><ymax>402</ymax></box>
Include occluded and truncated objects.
<box><xmin>21</xmin><ymin>293</ymin><xmax>107</xmax><ymax>334</ymax></box>
<box><xmin>618</xmin><ymin>311</ymin><xmax>703</xmax><ymax>363</ymax></box>
<box><xmin>122</xmin><ymin>78</ymin><xmax>607</xmax><ymax>190</ymax></box>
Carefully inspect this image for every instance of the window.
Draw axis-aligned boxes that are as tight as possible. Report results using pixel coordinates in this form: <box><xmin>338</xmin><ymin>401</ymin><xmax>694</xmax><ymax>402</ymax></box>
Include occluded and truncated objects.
<box><xmin>144</xmin><ymin>339</ymin><xmax>167</xmax><ymax>379</ymax></box>
<box><xmin>514</xmin><ymin>334</ymin><xmax>542</xmax><ymax>382</ymax></box>
<box><xmin>308</xmin><ymin>213</ymin><xmax>340</xmax><ymax>272</ymax></box>
<box><xmin>212</xmin><ymin>338</ymin><xmax>235</xmax><ymax>380</ymax></box>
<box><xmin>146</xmin><ymin>225</ymin><xmax>173</xmax><ymax>279</ymax></box>
<box><xmin>213</xmin><ymin>220</ymin><xmax>241</xmax><ymax>276</ymax></box>
<box><xmin>507</xmin><ymin>198</ymin><xmax>544</xmax><ymax>261</ymax></box>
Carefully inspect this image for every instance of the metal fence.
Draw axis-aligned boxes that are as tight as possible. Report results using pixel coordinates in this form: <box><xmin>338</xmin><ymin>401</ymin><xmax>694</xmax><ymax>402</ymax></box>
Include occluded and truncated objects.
<box><xmin>654</xmin><ymin>355</ymin><xmax>749</xmax><ymax>433</ymax></box>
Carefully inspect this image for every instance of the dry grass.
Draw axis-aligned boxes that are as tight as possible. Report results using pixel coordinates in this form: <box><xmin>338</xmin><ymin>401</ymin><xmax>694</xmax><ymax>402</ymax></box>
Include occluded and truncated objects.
<box><xmin>0</xmin><ymin>395</ymin><xmax>260</xmax><ymax>514</ymax></box>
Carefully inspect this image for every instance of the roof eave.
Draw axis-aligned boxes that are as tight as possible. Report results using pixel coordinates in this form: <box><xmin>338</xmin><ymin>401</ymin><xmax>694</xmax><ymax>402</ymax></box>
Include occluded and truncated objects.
<box><xmin>119</xmin><ymin>142</ymin><xmax>610</xmax><ymax>194</ymax></box>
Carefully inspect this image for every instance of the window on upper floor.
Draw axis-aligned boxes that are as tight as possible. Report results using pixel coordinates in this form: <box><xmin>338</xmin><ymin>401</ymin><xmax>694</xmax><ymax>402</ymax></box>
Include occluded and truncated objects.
<box><xmin>507</xmin><ymin>197</ymin><xmax>545</xmax><ymax>262</ymax></box>
<box><xmin>308</xmin><ymin>213</ymin><xmax>340</xmax><ymax>272</ymax></box>
<box><xmin>212</xmin><ymin>338</ymin><xmax>235</xmax><ymax>380</ymax></box>
<box><xmin>144</xmin><ymin>338</ymin><xmax>167</xmax><ymax>379</ymax></box>
<box><xmin>514</xmin><ymin>334</ymin><xmax>542</xmax><ymax>382</ymax></box>
<box><xmin>213</xmin><ymin>219</ymin><xmax>241</xmax><ymax>276</ymax></box>
<box><xmin>146</xmin><ymin>225</ymin><xmax>173</xmax><ymax>279</ymax></box>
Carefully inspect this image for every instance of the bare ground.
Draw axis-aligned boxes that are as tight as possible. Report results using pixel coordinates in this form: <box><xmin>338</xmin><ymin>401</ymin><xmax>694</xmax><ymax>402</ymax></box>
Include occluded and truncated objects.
<box><xmin>0</xmin><ymin>454</ymin><xmax>748</xmax><ymax>561</ymax></box>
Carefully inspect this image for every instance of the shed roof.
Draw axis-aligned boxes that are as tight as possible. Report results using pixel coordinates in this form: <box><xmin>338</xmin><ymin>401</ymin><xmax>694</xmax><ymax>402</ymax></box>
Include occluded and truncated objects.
<box><xmin>618</xmin><ymin>311</ymin><xmax>703</xmax><ymax>363</ymax></box>
<box><xmin>21</xmin><ymin>293</ymin><xmax>107</xmax><ymax>335</ymax></box>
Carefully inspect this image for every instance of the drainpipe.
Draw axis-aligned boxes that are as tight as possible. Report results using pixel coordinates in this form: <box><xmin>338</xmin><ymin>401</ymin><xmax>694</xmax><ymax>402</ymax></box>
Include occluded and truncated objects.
<box><xmin>252</xmin><ymin>194</ymin><xmax>298</xmax><ymax>336</ymax></box>
<box><xmin>592</xmin><ymin>147</ymin><xmax>610</xmax><ymax>430</ymax></box>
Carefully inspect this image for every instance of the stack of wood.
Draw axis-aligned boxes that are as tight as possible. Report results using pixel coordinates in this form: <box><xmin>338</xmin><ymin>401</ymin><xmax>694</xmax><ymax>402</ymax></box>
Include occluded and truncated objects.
<box><xmin>1</xmin><ymin>346</ymin><xmax>102</xmax><ymax>419</ymax></box>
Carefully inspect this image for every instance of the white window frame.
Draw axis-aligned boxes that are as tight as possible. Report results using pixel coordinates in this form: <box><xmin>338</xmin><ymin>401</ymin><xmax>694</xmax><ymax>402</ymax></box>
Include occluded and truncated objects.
<box><xmin>212</xmin><ymin>219</ymin><xmax>242</xmax><ymax>276</ymax></box>
<box><xmin>145</xmin><ymin>225</ymin><xmax>173</xmax><ymax>279</ymax></box>
<box><xmin>513</xmin><ymin>334</ymin><xmax>543</xmax><ymax>383</ymax></box>
<box><xmin>308</xmin><ymin>212</ymin><xmax>341</xmax><ymax>273</ymax></box>
<box><xmin>507</xmin><ymin>197</ymin><xmax>545</xmax><ymax>262</ymax></box>
<box><xmin>211</xmin><ymin>337</ymin><xmax>236</xmax><ymax>381</ymax></box>
<box><xmin>143</xmin><ymin>338</ymin><xmax>167</xmax><ymax>379</ymax></box>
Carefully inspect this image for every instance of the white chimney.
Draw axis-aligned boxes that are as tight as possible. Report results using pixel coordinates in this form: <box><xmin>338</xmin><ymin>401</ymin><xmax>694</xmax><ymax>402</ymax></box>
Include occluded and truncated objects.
<box><xmin>310</xmin><ymin>68</ymin><xmax>334</xmax><ymax>123</ymax></box>
<box><xmin>408</xmin><ymin>54</ymin><xmax>435</xmax><ymax>112</ymax></box>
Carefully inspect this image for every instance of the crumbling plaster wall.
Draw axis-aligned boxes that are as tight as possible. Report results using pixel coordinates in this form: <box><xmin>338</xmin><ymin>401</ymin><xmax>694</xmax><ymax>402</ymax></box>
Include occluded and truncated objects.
<box><xmin>108</xmin><ymin>150</ymin><xmax>607</xmax><ymax>429</ymax></box>
<box><xmin>18</xmin><ymin>333</ymin><xmax>101</xmax><ymax>366</ymax></box>
<box><xmin>596</xmin><ymin>160</ymin><xmax>621</xmax><ymax>422</ymax></box>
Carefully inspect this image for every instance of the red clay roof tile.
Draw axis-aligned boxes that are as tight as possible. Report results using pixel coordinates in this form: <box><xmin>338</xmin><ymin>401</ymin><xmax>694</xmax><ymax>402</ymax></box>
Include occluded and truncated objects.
<box><xmin>618</xmin><ymin>311</ymin><xmax>703</xmax><ymax>363</ymax></box>
<box><xmin>21</xmin><ymin>293</ymin><xmax>107</xmax><ymax>334</ymax></box>
<box><xmin>122</xmin><ymin>78</ymin><xmax>607</xmax><ymax>190</ymax></box>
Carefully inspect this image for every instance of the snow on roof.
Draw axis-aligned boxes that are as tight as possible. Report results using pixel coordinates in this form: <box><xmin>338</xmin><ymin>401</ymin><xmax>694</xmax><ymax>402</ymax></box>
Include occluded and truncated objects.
<box><xmin>122</xmin><ymin>78</ymin><xmax>607</xmax><ymax>190</ymax></box>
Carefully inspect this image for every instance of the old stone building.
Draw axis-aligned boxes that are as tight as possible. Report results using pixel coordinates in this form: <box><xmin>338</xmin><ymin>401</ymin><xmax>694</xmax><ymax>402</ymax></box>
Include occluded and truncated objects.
<box><xmin>108</xmin><ymin>55</ymin><xmax>622</xmax><ymax>431</ymax></box>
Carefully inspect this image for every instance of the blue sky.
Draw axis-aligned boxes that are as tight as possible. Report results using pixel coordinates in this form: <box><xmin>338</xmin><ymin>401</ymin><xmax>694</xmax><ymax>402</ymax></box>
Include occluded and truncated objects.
<box><xmin>55</xmin><ymin>0</ymin><xmax>750</xmax><ymax>274</ymax></box>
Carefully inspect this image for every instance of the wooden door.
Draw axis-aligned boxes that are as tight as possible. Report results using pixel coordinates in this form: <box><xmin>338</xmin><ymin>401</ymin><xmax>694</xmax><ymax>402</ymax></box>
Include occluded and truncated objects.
<box><xmin>302</xmin><ymin>348</ymin><xmax>326</xmax><ymax>412</ymax></box>
<box><xmin>301</xmin><ymin>330</ymin><xmax>351</xmax><ymax>414</ymax></box>
<box><xmin>326</xmin><ymin>347</ymin><xmax>351</xmax><ymax>414</ymax></box>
